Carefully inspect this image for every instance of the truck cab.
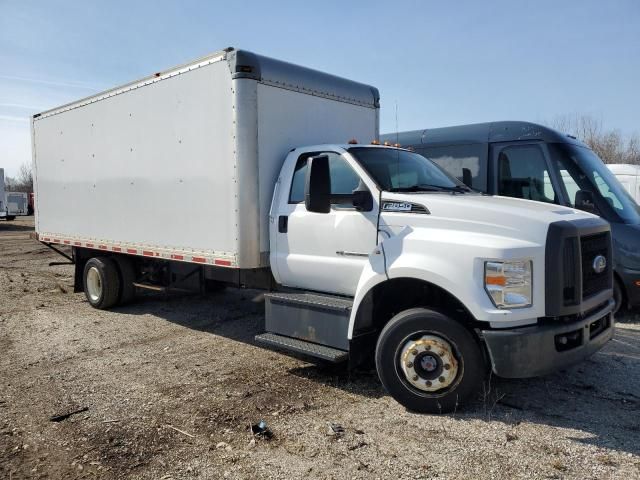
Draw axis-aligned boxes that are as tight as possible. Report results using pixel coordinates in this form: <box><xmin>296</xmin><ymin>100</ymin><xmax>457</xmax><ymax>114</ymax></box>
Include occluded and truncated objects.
<box><xmin>259</xmin><ymin>143</ymin><xmax>614</xmax><ymax>412</ymax></box>
<box><xmin>382</xmin><ymin>121</ymin><xmax>640</xmax><ymax>313</ymax></box>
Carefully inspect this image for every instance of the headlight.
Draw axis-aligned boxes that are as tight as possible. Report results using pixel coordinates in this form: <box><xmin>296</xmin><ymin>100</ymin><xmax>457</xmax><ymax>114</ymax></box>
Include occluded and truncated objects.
<box><xmin>484</xmin><ymin>260</ymin><xmax>532</xmax><ymax>308</ymax></box>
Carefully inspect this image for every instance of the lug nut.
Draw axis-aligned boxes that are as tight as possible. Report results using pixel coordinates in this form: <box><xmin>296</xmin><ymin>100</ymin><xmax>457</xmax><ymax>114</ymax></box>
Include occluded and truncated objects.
<box><xmin>425</xmin><ymin>345</ymin><xmax>431</xmax><ymax>350</ymax></box>
<box><xmin>410</xmin><ymin>349</ymin><xmax>418</xmax><ymax>356</ymax></box>
<box><xmin>406</xmin><ymin>362</ymin><xmax>413</xmax><ymax>368</ymax></box>
<box><xmin>425</xmin><ymin>380</ymin><xmax>432</xmax><ymax>387</ymax></box>
<box><xmin>412</xmin><ymin>375</ymin><xmax>419</xmax><ymax>381</ymax></box>
<box><xmin>439</xmin><ymin>376</ymin><xmax>446</xmax><ymax>383</ymax></box>
<box><xmin>444</xmin><ymin>364</ymin><xmax>451</xmax><ymax>370</ymax></box>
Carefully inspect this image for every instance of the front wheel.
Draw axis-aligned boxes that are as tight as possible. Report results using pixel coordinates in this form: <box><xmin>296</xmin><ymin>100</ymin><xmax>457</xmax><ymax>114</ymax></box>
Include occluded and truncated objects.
<box><xmin>375</xmin><ymin>308</ymin><xmax>486</xmax><ymax>413</ymax></box>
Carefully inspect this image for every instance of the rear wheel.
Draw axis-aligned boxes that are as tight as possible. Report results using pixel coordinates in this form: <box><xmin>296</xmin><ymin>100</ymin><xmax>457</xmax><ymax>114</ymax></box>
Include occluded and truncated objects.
<box><xmin>375</xmin><ymin>308</ymin><xmax>486</xmax><ymax>413</ymax></box>
<box><xmin>83</xmin><ymin>257</ymin><xmax>120</xmax><ymax>309</ymax></box>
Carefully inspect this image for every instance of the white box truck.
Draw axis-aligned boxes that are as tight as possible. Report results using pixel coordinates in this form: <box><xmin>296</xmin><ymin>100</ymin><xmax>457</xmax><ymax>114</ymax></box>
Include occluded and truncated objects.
<box><xmin>32</xmin><ymin>48</ymin><xmax>615</xmax><ymax>413</ymax></box>
<box><xmin>607</xmin><ymin>164</ymin><xmax>640</xmax><ymax>205</ymax></box>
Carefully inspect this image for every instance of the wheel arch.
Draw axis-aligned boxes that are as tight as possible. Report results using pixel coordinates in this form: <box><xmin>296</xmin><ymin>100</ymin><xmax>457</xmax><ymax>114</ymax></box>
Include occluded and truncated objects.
<box><xmin>348</xmin><ymin>276</ymin><xmax>482</xmax><ymax>369</ymax></box>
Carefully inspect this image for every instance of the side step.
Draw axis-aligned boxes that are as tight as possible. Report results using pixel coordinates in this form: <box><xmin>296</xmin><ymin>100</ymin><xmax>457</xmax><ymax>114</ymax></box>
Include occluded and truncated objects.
<box><xmin>264</xmin><ymin>292</ymin><xmax>353</xmax><ymax>351</ymax></box>
<box><xmin>254</xmin><ymin>333</ymin><xmax>348</xmax><ymax>363</ymax></box>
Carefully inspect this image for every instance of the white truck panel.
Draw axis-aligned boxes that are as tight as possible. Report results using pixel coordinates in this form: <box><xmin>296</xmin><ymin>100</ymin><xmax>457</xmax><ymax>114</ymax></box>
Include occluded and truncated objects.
<box><xmin>255</xmin><ymin>83</ymin><xmax>378</xmax><ymax>253</ymax></box>
<box><xmin>34</xmin><ymin>59</ymin><xmax>238</xmax><ymax>260</ymax></box>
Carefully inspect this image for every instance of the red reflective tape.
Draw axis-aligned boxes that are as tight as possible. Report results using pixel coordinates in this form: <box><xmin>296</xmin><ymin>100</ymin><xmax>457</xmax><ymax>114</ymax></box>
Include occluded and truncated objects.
<box><xmin>192</xmin><ymin>256</ymin><xmax>206</xmax><ymax>263</ymax></box>
<box><xmin>98</xmin><ymin>245</ymin><xmax>107</xmax><ymax>250</ymax></box>
<box><xmin>171</xmin><ymin>254</ymin><xmax>184</xmax><ymax>260</ymax></box>
<box><xmin>143</xmin><ymin>250</ymin><xmax>154</xmax><ymax>257</ymax></box>
<box><xmin>112</xmin><ymin>247</ymin><xmax>121</xmax><ymax>252</ymax></box>
<box><xmin>63</xmin><ymin>240</ymin><xmax>70</xmax><ymax>244</ymax></box>
<box><xmin>74</xmin><ymin>241</ymin><xmax>81</xmax><ymax>246</ymax></box>
<box><xmin>53</xmin><ymin>239</ymin><xmax>60</xmax><ymax>243</ymax></box>
<box><xmin>43</xmin><ymin>237</ymin><xmax>50</xmax><ymax>241</ymax></box>
<box><xmin>127</xmin><ymin>248</ymin><xmax>137</xmax><ymax>254</ymax></box>
<box><xmin>86</xmin><ymin>243</ymin><xmax>94</xmax><ymax>248</ymax></box>
<box><xmin>214</xmin><ymin>259</ymin><xmax>232</xmax><ymax>267</ymax></box>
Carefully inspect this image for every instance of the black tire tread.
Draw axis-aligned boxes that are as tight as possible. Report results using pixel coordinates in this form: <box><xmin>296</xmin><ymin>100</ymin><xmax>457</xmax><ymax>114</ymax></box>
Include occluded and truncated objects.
<box><xmin>83</xmin><ymin>257</ymin><xmax>120</xmax><ymax>309</ymax></box>
<box><xmin>375</xmin><ymin>307</ymin><xmax>486</xmax><ymax>414</ymax></box>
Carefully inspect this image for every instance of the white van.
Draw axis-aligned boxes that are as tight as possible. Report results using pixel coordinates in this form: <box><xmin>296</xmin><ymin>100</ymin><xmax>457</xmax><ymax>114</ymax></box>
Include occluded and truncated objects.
<box><xmin>608</xmin><ymin>164</ymin><xmax>640</xmax><ymax>204</ymax></box>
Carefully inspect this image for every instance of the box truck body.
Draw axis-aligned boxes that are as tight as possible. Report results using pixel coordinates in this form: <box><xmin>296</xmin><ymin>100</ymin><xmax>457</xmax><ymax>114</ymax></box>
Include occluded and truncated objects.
<box><xmin>33</xmin><ymin>49</ymin><xmax>379</xmax><ymax>268</ymax></box>
<box><xmin>607</xmin><ymin>164</ymin><xmax>640</xmax><ymax>204</ymax></box>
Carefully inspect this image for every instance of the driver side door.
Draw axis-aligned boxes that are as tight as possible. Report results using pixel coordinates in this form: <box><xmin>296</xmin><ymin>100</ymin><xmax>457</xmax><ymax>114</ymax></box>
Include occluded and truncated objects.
<box><xmin>273</xmin><ymin>151</ymin><xmax>378</xmax><ymax>296</ymax></box>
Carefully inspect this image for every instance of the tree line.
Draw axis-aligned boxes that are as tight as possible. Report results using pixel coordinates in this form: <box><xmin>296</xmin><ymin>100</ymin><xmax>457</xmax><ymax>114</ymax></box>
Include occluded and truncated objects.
<box><xmin>548</xmin><ymin>114</ymin><xmax>640</xmax><ymax>165</ymax></box>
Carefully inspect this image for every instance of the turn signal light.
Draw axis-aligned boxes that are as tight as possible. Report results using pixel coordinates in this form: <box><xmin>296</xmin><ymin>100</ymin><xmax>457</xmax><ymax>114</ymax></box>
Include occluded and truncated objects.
<box><xmin>485</xmin><ymin>276</ymin><xmax>506</xmax><ymax>286</ymax></box>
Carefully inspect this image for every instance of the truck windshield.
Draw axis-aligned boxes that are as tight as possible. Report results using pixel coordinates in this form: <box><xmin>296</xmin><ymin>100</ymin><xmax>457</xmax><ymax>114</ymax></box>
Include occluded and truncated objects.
<box><xmin>549</xmin><ymin>143</ymin><xmax>640</xmax><ymax>224</ymax></box>
<box><xmin>348</xmin><ymin>147</ymin><xmax>467</xmax><ymax>193</ymax></box>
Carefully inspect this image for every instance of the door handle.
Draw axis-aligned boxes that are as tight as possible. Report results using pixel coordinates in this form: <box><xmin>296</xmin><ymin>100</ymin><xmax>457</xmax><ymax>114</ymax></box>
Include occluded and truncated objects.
<box><xmin>278</xmin><ymin>215</ymin><xmax>288</xmax><ymax>233</ymax></box>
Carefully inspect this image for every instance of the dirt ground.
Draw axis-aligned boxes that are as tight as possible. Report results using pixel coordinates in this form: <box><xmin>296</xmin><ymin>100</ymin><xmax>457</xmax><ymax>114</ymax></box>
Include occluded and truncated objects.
<box><xmin>1</xmin><ymin>216</ymin><xmax>639</xmax><ymax>480</ymax></box>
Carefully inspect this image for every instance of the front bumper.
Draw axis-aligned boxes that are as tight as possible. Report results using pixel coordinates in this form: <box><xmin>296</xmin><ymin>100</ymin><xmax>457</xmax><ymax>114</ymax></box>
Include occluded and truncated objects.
<box><xmin>482</xmin><ymin>299</ymin><xmax>614</xmax><ymax>378</ymax></box>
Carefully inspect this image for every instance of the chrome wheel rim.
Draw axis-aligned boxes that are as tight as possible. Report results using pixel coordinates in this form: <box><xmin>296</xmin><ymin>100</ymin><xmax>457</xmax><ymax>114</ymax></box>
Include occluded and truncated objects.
<box><xmin>86</xmin><ymin>266</ymin><xmax>102</xmax><ymax>302</ymax></box>
<box><xmin>399</xmin><ymin>335</ymin><xmax>459</xmax><ymax>392</ymax></box>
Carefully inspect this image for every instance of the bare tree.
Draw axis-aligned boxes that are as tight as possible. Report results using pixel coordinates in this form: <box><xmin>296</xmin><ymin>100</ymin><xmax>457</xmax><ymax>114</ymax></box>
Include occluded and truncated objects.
<box><xmin>17</xmin><ymin>162</ymin><xmax>33</xmax><ymax>191</ymax></box>
<box><xmin>548</xmin><ymin>114</ymin><xmax>640</xmax><ymax>165</ymax></box>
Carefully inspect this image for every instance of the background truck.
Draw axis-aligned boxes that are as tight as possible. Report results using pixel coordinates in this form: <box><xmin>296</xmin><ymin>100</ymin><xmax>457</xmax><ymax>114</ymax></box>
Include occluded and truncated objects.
<box><xmin>607</xmin><ymin>164</ymin><xmax>640</xmax><ymax>205</ymax></box>
<box><xmin>5</xmin><ymin>191</ymin><xmax>29</xmax><ymax>219</ymax></box>
<box><xmin>32</xmin><ymin>50</ymin><xmax>614</xmax><ymax>413</ymax></box>
<box><xmin>383</xmin><ymin>121</ymin><xmax>640</xmax><ymax>314</ymax></box>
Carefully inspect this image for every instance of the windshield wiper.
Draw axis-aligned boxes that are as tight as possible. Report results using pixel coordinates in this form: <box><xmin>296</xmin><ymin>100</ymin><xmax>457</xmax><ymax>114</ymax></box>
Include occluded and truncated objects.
<box><xmin>387</xmin><ymin>184</ymin><xmax>445</xmax><ymax>193</ymax></box>
<box><xmin>388</xmin><ymin>184</ymin><xmax>472</xmax><ymax>193</ymax></box>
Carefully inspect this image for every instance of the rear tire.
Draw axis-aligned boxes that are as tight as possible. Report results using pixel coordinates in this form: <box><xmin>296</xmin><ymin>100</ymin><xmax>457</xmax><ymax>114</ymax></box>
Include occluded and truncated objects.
<box><xmin>113</xmin><ymin>255</ymin><xmax>137</xmax><ymax>305</ymax></box>
<box><xmin>6</xmin><ymin>216</ymin><xmax>15</xmax><ymax>221</ymax></box>
<box><xmin>83</xmin><ymin>257</ymin><xmax>120</xmax><ymax>309</ymax></box>
<box><xmin>375</xmin><ymin>308</ymin><xmax>486</xmax><ymax>414</ymax></box>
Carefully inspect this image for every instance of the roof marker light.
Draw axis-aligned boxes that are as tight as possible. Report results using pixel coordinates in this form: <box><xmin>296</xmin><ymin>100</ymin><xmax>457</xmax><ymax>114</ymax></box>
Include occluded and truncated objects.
<box><xmin>383</xmin><ymin>141</ymin><xmax>391</xmax><ymax>146</ymax></box>
<box><xmin>371</xmin><ymin>139</ymin><xmax>380</xmax><ymax>145</ymax></box>
<box><xmin>348</xmin><ymin>138</ymin><xmax>358</xmax><ymax>144</ymax></box>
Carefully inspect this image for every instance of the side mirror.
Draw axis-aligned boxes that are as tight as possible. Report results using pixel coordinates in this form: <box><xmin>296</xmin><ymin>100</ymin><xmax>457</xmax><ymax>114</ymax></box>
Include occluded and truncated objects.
<box><xmin>462</xmin><ymin>167</ymin><xmax>472</xmax><ymax>188</ymax></box>
<box><xmin>305</xmin><ymin>155</ymin><xmax>331</xmax><ymax>213</ymax></box>
<box><xmin>352</xmin><ymin>180</ymin><xmax>373</xmax><ymax>211</ymax></box>
<box><xmin>575</xmin><ymin>190</ymin><xmax>598</xmax><ymax>214</ymax></box>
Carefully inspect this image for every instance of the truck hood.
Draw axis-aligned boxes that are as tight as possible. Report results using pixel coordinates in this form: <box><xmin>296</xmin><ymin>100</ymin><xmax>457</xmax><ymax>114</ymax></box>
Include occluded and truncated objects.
<box><xmin>380</xmin><ymin>193</ymin><xmax>599</xmax><ymax>247</ymax></box>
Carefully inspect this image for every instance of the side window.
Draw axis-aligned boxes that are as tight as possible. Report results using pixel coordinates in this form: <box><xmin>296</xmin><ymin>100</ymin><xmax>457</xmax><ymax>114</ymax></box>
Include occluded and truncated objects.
<box><xmin>417</xmin><ymin>144</ymin><xmax>487</xmax><ymax>191</ymax></box>
<box><xmin>289</xmin><ymin>152</ymin><xmax>360</xmax><ymax>205</ymax></box>
<box><xmin>497</xmin><ymin>145</ymin><xmax>558</xmax><ymax>204</ymax></box>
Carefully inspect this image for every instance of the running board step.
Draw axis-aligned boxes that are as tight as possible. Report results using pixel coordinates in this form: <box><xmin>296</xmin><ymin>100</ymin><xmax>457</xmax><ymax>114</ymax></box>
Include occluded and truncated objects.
<box><xmin>264</xmin><ymin>292</ymin><xmax>353</xmax><ymax>351</ymax></box>
<box><xmin>254</xmin><ymin>333</ymin><xmax>348</xmax><ymax>363</ymax></box>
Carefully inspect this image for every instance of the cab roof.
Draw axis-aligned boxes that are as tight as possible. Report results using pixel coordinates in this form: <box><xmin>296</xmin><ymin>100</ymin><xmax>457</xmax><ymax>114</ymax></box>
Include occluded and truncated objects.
<box><xmin>382</xmin><ymin>121</ymin><xmax>588</xmax><ymax>148</ymax></box>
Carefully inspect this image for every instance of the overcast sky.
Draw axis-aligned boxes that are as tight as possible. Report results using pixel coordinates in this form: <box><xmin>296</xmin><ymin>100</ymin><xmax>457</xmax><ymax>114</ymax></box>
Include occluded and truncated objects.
<box><xmin>1</xmin><ymin>0</ymin><xmax>639</xmax><ymax>177</ymax></box>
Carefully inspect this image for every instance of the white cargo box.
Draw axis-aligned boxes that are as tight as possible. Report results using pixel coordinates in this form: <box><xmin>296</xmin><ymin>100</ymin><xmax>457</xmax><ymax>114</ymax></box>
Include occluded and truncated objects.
<box><xmin>32</xmin><ymin>48</ymin><xmax>379</xmax><ymax>268</ymax></box>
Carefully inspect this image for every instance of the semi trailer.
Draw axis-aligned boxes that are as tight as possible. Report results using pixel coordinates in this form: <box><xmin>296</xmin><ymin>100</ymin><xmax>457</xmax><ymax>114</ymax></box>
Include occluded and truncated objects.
<box><xmin>0</xmin><ymin>168</ymin><xmax>5</xmax><ymax>220</ymax></box>
<box><xmin>32</xmin><ymin>49</ymin><xmax>614</xmax><ymax>413</ymax></box>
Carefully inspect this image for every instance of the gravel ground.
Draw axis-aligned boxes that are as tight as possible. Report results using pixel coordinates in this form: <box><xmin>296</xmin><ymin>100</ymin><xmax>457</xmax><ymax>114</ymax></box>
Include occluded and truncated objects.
<box><xmin>1</xmin><ymin>216</ymin><xmax>639</xmax><ymax>479</ymax></box>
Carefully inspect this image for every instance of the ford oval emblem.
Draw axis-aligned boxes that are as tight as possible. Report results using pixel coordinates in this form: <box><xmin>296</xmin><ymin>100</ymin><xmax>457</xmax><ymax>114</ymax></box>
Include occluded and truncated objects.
<box><xmin>592</xmin><ymin>255</ymin><xmax>607</xmax><ymax>274</ymax></box>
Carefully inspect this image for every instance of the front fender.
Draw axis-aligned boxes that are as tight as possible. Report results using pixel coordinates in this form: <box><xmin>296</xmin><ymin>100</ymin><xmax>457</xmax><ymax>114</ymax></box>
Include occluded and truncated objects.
<box><xmin>348</xmin><ymin>226</ymin><xmax>545</xmax><ymax>338</ymax></box>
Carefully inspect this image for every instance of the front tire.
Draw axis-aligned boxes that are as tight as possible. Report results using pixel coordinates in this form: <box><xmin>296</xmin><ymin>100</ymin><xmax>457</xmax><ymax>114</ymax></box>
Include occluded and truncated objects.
<box><xmin>375</xmin><ymin>308</ymin><xmax>486</xmax><ymax>413</ymax></box>
<box><xmin>83</xmin><ymin>257</ymin><xmax>121</xmax><ymax>309</ymax></box>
